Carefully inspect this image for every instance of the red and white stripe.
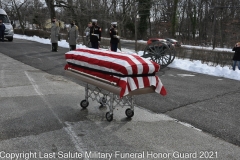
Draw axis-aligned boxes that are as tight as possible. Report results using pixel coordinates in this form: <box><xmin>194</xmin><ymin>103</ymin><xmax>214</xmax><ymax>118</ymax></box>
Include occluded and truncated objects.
<box><xmin>65</xmin><ymin>48</ymin><xmax>166</xmax><ymax>97</ymax></box>
<box><xmin>65</xmin><ymin>48</ymin><xmax>160</xmax><ymax>75</ymax></box>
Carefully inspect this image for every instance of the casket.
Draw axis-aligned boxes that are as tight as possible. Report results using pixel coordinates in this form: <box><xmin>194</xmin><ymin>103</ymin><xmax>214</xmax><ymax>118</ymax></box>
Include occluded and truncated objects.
<box><xmin>64</xmin><ymin>48</ymin><xmax>167</xmax><ymax>97</ymax></box>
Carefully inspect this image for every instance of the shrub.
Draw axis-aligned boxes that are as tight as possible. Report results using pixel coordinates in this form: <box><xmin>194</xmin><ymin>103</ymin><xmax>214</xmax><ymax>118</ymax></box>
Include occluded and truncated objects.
<box><xmin>14</xmin><ymin>29</ymin><xmax>50</xmax><ymax>39</ymax></box>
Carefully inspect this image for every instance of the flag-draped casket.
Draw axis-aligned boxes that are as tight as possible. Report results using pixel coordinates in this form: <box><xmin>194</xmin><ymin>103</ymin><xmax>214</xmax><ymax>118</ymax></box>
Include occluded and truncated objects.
<box><xmin>64</xmin><ymin>48</ymin><xmax>167</xmax><ymax>97</ymax></box>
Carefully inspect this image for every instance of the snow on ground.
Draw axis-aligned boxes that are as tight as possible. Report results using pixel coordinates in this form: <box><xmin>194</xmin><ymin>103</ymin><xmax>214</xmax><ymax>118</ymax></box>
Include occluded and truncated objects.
<box><xmin>13</xmin><ymin>34</ymin><xmax>240</xmax><ymax>81</ymax></box>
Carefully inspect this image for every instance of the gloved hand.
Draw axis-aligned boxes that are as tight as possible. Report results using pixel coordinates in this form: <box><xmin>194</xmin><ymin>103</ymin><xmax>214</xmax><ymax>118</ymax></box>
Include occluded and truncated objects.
<box><xmin>113</xmin><ymin>35</ymin><xmax>120</xmax><ymax>39</ymax></box>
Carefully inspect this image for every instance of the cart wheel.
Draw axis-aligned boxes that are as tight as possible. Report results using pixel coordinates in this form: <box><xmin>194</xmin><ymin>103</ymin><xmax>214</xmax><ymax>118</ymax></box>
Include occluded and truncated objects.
<box><xmin>142</xmin><ymin>41</ymin><xmax>173</xmax><ymax>69</ymax></box>
<box><xmin>125</xmin><ymin>108</ymin><xmax>134</xmax><ymax>118</ymax></box>
<box><xmin>99</xmin><ymin>97</ymin><xmax>107</xmax><ymax>105</ymax></box>
<box><xmin>167</xmin><ymin>42</ymin><xmax>176</xmax><ymax>64</ymax></box>
<box><xmin>106</xmin><ymin>112</ymin><xmax>113</xmax><ymax>122</ymax></box>
<box><xmin>80</xmin><ymin>100</ymin><xmax>89</xmax><ymax>108</ymax></box>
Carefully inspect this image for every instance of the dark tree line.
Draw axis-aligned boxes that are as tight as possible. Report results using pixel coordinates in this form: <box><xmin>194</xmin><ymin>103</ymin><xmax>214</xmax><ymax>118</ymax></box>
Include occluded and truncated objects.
<box><xmin>2</xmin><ymin>0</ymin><xmax>240</xmax><ymax>48</ymax></box>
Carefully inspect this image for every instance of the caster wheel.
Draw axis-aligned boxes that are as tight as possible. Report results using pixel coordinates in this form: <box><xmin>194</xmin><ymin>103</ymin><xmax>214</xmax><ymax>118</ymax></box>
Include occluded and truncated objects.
<box><xmin>125</xmin><ymin>108</ymin><xmax>134</xmax><ymax>118</ymax></box>
<box><xmin>99</xmin><ymin>97</ymin><xmax>107</xmax><ymax>105</ymax></box>
<box><xmin>80</xmin><ymin>100</ymin><xmax>89</xmax><ymax>108</ymax></box>
<box><xmin>106</xmin><ymin>112</ymin><xmax>113</xmax><ymax>122</ymax></box>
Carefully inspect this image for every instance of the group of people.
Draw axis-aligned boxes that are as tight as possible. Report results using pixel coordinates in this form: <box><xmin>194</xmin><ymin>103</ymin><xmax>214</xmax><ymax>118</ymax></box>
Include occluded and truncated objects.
<box><xmin>83</xmin><ymin>19</ymin><xmax>120</xmax><ymax>52</ymax></box>
<box><xmin>50</xmin><ymin>17</ymin><xmax>79</xmax><ymax>52</ymax></box>
<box><xmin>49</xmin><ymin>17</ymin><xmax>240</xmax><ymax>71</ymax></box>
<box><xmin>50</xmin><ymin>18</ymin><xmax>120</xmax><ymax>52</ymax></box>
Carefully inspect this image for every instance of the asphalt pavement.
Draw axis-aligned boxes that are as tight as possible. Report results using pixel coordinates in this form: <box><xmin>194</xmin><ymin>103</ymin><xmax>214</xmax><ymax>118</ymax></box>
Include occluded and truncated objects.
<box><xmin>0</xmin><ymin>39</ymin><xmax>240</xmax><ymax>160</ymax></box>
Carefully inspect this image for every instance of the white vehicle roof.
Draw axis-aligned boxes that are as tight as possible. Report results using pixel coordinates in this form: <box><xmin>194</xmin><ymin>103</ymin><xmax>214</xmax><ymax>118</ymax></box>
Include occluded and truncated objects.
<box><xmin>0</xmin><ymin>9</ymin><xmax>7</xmax><ymax>15</ymax></box>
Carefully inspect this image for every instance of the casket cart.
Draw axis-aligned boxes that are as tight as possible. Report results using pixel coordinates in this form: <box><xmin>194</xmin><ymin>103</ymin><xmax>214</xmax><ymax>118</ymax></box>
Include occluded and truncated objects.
<box><xmin>64</xmin><ymin>48</ymin><xmax>167</xmax><ymax>121</ymax></box>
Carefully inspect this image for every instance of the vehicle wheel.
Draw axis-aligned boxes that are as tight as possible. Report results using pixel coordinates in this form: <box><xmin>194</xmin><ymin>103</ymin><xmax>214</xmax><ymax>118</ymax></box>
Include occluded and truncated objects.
<box><xmin>125</xmin><ymin>108</ymin><xmax>134</xmax><ymax>118</ymax></box>
<box><xmin>8</xmin><ymin>38</ymin><xmax>13</xmax><ymax>41</ymax></box>
<box><xmin>167</xmin><ymin>42</ymin><xmax>176</xmax><ymax>64</ymax></box>
<box><xmin>106</xmin><ymin>112</ymin><xmax>113</xmax><ymax>122</ymax></box>
<box><xmin>142</xmin><ymin>41</ymin><xmax>173</xmax><ymax>69</ymax></box>
<box><xmin>80</xmin><ymin>100</ymin><xmax>89</xmax><ymax>108</ymax></box>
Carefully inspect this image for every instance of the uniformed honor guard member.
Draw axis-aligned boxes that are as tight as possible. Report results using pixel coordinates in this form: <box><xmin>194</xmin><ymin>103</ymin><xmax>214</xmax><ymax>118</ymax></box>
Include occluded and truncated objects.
<box><xmin>90</xmin><ymin>19</ymin><xmax>101</xmax><ymax>49</ymax></box>
<box><xmin>67</xmin><ymin>20</ymin><xmax>79</xmax><ymax>51</ymax></box>
<box><xmin>109</xmin><ymin>22</ymin><xmax>119</xmax><ymax>52</ymax></box>
<box><xmin>50</xmin><ymin>17</ymin><xmax>60</xmax><ymax>52</ymax></box>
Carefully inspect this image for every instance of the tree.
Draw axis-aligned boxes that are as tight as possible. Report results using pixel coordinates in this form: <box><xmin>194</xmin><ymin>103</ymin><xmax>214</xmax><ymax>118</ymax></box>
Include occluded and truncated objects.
<box><xmin>3</xmin><ymin>0</ymin><xmax>240</xmax><ymax>48</ymax></box>
<box><xmin>171</xmin><ymin>0</ymin><xmax>178</xmax><ymax>37</ymax></box>
<box><xmin>11</xmin><ymin>0</ymin><xmax>30</xmax><ymax>34</ymax></box>
<box><xmin>45</xmin><ymin>0</ymin><xmax>55</xmax><ymax>19</ymax></box>
<box><xmin>137</xmin><ymin>0</ymin><xmax>151</xmax><ymax>39</ymax></box>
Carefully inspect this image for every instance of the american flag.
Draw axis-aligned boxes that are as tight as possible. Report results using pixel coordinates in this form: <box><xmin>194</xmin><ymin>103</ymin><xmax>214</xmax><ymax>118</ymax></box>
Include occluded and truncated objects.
<box><xmin>65</xmin><ymin>48</ymin><xmax>167</xmax><ymax>97</ymax></box>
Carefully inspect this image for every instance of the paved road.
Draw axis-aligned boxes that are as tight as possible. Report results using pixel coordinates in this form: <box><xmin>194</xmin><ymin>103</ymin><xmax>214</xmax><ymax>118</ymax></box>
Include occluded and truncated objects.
<box><xmin>121</xmin><ymin>41</ymin><xmax>136</xmax><ymax>50</ymax></box>
<box><xmin>0</xmin><ymin>39</ymin><xmax>240</xmax><ymax>159</ymax></box>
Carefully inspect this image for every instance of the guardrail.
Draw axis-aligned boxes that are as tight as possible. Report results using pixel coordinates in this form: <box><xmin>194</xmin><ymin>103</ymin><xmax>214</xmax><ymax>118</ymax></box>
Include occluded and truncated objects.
<box><xmin>177</xmin><ymin>47</ymin><xmax>233</xmax><ymax>68</ymax></box>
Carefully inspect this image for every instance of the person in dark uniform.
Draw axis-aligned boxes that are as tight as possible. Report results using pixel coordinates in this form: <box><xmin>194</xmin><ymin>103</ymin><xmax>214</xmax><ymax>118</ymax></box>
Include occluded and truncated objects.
<box><xmin>109</xmin><ymin>22</ymin><xmax>119</xmax><ymax>52</ymax></box>
<box><xmin>50</xmin><ymin>17</ymin><xmax>60</xmax><ymax>52</ymax></box>
<box><xmin>90</xmin><ymin>19</ymin><xmax>101</xmax><ymax>49</ymax></box>
<box><xmin>0</xmin><ymin>19</ymin><xmax>5</xmax><ymax>42</ymax></box>
<box><xmin>232</xmin><ymin>42</ymin><xmax>240</xmax><ymax>71</ymax></box>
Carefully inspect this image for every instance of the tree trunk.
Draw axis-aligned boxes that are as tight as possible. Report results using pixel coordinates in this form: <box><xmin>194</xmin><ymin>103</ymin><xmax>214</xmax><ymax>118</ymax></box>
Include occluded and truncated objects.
<box><xmin>12</xmin><ymin>0</ymin><xmax>25</xmax><ymax>34</ymax></box>
<box><xmin>45</xmin><ymin>0</ymin><xmax>55</xmax><ymax>19</ymax></box>
<box><xmin>171</xmin><ymin>0</ymin><xmax>178</xmax><ymax>38</ymax></box>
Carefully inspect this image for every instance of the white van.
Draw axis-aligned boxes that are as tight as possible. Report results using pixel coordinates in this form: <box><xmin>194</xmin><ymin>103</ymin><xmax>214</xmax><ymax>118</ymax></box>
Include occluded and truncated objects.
<box><xmin>0</xmin><ymin>9</ymin><xmax>14</xmax><ymax>41</ymax></box>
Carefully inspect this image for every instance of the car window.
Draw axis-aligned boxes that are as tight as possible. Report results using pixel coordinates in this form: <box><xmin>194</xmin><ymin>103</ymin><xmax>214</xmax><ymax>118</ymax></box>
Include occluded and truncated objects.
<box><xmin>0</xmin><ymin>15</ymin><xmax>10</xmax><ymax>23</ymax></box>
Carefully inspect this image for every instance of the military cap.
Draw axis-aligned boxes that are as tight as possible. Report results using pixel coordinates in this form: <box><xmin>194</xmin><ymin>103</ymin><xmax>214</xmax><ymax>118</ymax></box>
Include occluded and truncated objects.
<box><xmin>111</xmin><ymin>22</ymin><xmax>117</xmax><ymax>26</ymax></box>
<box><xmin>92</xmin><ymin>19</ymin><xmax>97</xmax><ymax>22</ymax></box>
